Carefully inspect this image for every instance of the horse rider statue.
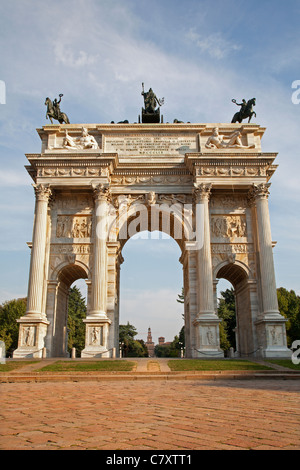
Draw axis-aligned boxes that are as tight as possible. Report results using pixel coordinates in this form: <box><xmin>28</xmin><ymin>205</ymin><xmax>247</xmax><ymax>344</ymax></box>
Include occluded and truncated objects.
<box><xmin>231</xmin><ymin>98</ymin><xmax>256</xmax><ymax>123</ymax></box>
<box><xmin>45</xmin><ymin>94</ymin><xmax>70</xmax><ymax>124</ymax></box>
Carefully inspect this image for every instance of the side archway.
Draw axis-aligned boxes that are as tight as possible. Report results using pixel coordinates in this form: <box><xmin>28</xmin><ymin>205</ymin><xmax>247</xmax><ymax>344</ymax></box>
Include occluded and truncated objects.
<box><xmin>45</xmin><ymin>261</ymin><xmax>90</xmax><ymax>357</ymax></box>
<box><xmin>214</xmin><ymin>261</ymin><xmax>257</xmax><ymax>356</ymax></box>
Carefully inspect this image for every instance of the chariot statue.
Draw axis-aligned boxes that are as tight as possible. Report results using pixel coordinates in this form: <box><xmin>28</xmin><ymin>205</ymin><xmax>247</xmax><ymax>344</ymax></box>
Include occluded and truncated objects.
<box><xmin>140</xmin><ymin>83</ymin><xmax>164</xmax><ymax>123</ymax></box>
<box><xmin>45</xmin><ymin>94</ymin><xmax>70</xmax><ymax>124</ymax></box>
<box><xmin>231</xmin><ymin>98</ymin><xmax>256</xmax><ymax>123</ymax></box>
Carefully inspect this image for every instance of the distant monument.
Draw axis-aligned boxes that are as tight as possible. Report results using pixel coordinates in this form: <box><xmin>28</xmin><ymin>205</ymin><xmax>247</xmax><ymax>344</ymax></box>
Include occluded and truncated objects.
<box><xmin>145</xmin><ymin>327</ymin><xmax>155</xmax><ymax>357</ymax></box>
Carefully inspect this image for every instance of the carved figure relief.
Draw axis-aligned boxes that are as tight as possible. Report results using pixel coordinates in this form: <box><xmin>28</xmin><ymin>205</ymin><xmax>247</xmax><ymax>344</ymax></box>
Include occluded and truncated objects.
<box><xmin>56</xmin><ymin>215</ymin><xmax>92</xmax><ymax>238</ymax></box>
<box><xmin>268</xmin><ymin>325</ymin><xmax>283</xmax><ymax>346</ymax></box>
<box><xmin>205</xmin><ymin>127</ymin><xmax>255</xmax><ymax>149</ymax></box>
<box><xmin>211</xmin><ymin>215</ymin><xmax>247</xmax><ymax>239</ymax></box>
<box><xmin>89</xmin><ymin>326</ymin><xmax>103</xmax><ymax>346</ymax></box>
<box><xmin>63</xmin><ymin>128</ymin><xmax>98</xmax><ymax>150</ymax></box>
<box><xmin>202</xmin><ymin>326</ymin><xmax>217</xmax><ymax>346</ymax></box>
<box><xmin>22</xmin><ymin>326</ymin><xmax>36</xmax><ymax>347</ymax></box>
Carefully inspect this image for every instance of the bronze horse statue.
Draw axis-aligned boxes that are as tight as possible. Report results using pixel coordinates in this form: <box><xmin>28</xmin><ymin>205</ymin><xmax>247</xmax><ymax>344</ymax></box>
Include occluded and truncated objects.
<box><xmin>231</xmin><ymin>98</ymin><xmax>256</xmax><ymax>123</ymax></box>
<box><xmin>45</xmin><ymin>94</ymin><xmax>70</xmax><ymax>124</ymax></box>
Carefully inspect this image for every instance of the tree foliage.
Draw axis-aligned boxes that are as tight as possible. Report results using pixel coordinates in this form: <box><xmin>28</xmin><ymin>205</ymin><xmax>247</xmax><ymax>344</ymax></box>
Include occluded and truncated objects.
<box><xmin>0</xmin><ymin>298</ymin><xmax>26</xmax><ymax>355</ymax></box>
<box><xmin>67</xmin><ymin>286</ymin><xmax>87</xmax><ymax>355</ymax></box>
<box><xmin>277</xmin><ymin>287</ymin><xmax>300</xmax><ymax>347</ymax></box>
<box><xmin>217</xmin><ymin>288</ymin><xmax>236</xmax><ymax>350</ymax></box>
<box><xmin>119</xmin><ymin>322</ymin><xmax>148</xmax><ymax>357</ymax></box>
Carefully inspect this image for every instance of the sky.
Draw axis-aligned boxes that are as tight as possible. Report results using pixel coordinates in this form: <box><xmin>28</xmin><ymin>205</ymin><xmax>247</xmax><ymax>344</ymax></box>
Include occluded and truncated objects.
<box><xmin>0</xmin><ymin>0</ymin><xmax>300</xmax><ymax>343</ymax></box>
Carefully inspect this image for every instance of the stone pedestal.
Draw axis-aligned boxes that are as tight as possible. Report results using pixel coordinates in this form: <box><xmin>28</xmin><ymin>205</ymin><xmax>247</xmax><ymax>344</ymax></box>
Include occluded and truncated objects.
<box><xmin>255</xmin><ymin>318</ymin><xmax>290</xmax><ymax>358</ymax></box>
<box><xmin>13</xmin><ymin>318</ymin><xmax>50</xmax><ymax>358</ymax></box>
<box><xmin>193</xmin><ymin>316</ymin><xmax>223</xmax><ymax>358</ymax></box>
<box><xmin>81</xmin><ymin>318</ymin><xmax>112</xmax><ymax>358</ymax></box>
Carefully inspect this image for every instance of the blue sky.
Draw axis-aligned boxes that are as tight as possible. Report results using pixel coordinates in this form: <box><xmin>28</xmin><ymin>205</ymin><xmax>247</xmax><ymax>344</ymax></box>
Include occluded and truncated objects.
<box><xmin>0</xmin><ymin>0</ymin><xmax>299</xmax><ymax>342</ymax></box>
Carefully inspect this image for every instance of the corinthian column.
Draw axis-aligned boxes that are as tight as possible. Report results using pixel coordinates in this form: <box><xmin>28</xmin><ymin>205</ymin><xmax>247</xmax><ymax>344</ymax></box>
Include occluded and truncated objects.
<box><xmin>194</xmin><ymin>184</ymin><xmax>215</xmax><ymax>317</ymax></box>
<box><xmin>82</xmin><ymin>184</ymin><xmax>112</xmax><ymax>358</ymax></box>
<box><xmin>249</xmin><ymin>183</ymin><xmax>281</xmax><ymax>318</ymax></box>
<box><xmin>249</xmin><ymin>183</ymin><xmax>290</xmax><ymax>358</ymax></box>
<box><xmin>192</xmin><ymin>184</ymin><xmax>222</xmax><ymax>358</ymax></box>
<box><xmin>26</xmin><ymin>184</ymin><xmax>52</xmax><ymax>318</ymax></box>
<box><xmin>89</xmin><ymin>184</ymin><xmax>111</xmax><ymax>318</ymax></box>
<box><xmin>13</xmin><ymin>184</ymin><xmax>51</xmax><ymax>358</ymax></box>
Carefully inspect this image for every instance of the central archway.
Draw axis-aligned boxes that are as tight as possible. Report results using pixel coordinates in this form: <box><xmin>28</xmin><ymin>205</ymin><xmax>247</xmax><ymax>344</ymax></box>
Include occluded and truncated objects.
<box><xmin>119</xmin><ymin>231</ymin><xmax>184</xmax><ymax>350</ymax></box>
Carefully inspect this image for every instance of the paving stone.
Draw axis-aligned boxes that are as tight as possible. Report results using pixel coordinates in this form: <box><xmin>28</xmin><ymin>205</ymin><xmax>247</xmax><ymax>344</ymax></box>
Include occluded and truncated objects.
<box><xmin>0</xmin><ymin>379</ymin><xmax>299</xmax><ymax>450</ymax></box>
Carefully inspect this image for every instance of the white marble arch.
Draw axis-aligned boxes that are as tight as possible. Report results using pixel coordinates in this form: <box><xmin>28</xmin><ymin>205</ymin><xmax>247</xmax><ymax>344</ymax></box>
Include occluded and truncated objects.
<box><xmin>14</xmin><ymin>122</ymin><xmax>291</xmax><ymax>359</ymax></box>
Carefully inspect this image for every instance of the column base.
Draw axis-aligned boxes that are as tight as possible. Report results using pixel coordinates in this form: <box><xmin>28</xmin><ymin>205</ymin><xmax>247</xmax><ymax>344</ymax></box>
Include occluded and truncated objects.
<box><xmin>13</xmin><ymin>317</ymin><xmax>49</xmax><ymax>358</ymax></box>
<box><xmin>193</xmin><ymin>316</ymin><xmax>224</xmax><ymax>358</ymax></box>
<box><xmin>255</xmin><ymin>317</ymin><xmax>291</xmax><ymax>359</ymax></box>
<box><xmin>81</xmin><ymin>317</ymin><xmax>112</xmax><ymax>358</ymax></box>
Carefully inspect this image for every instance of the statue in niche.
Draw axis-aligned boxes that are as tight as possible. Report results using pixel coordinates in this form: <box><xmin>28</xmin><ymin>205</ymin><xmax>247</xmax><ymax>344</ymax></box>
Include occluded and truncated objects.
<box><xmin>24</xmin><ymin>326</ymin><xmax>35</xmax><ymax>346</ymax></box>
<box><xmin>45</xmin><ymin>94</ymin><xmax>70</xmax><ymax>124</ymax></box>
<box><xmin>140</xmin><ymin>83</ymin><xmax>164</xmax><ymax>123</ymax></box>
<box><xmin>63</xmin><ymin>127</ymin><xmax>98</xmax><ymax>149</ymax></box>
<box><xmin>91</xmin><ymin>327</ymin><xmax>99</xmax><ymax>345</ymax></box>
<box><xmin>205</xmin><ymin>127</ymin><xmax>255</xmax><ymax>149</ymax></box>
<box><xmin>231</xmin><ymin>98</ymin><xmax>256</xmax><ymax>123</ymax></box>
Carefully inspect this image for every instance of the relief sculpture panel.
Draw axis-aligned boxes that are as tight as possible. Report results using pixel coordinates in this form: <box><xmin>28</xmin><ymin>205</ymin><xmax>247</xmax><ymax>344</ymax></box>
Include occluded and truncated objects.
<box><xmin>211</xmin><ymin>215</ymin><xmax>247</xmax><ymax>239</ymax></box>
<box><xmin>56</xmin><ymin>215</ymin><xmax>92</xmax><ymax>238</ymax></box>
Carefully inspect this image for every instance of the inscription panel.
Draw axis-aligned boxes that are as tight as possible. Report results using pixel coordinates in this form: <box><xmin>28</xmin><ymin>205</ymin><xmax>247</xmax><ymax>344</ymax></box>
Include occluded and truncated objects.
<box><xmin>104</xmin><ymin>133</ymin><xmax>197</xmax><ymax>156</ymax></box>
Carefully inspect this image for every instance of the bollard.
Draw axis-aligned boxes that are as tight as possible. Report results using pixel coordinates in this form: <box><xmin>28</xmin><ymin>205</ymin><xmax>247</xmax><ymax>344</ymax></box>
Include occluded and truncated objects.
<box><xmin>112</xmin><ymin>347</ymin><xmax>116</xmax><ymax>359</ymax></box>
<box><xmin>71</xmin><ymin>347</ymin><xmax>76</xmax><ymax>359</ymax></box>
<box><xmin>42</xmin><ymin>347</ymin><xmax>47</xmax><ymax>359</ymax></box>
<box><xmin>229</xmin><ymin>347</ymin><xmax>234</xmax><ymax>358</ymax></box>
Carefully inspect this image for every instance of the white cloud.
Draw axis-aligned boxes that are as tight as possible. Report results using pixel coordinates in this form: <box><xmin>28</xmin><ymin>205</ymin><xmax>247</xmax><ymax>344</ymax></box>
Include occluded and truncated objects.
<box><xmin>186</xmin><ymin>29</ymin><xmax>242</xmax><ymax>59</ymax></box>
<box><xmin>120</xmin><ymin>288</ymin><xmax>184</xmax><ymax>343</ymax></box>
<box><xmin>53</xmin><ymin>43</ymin><xmax>98</xmax><ymax>68</ymax></box>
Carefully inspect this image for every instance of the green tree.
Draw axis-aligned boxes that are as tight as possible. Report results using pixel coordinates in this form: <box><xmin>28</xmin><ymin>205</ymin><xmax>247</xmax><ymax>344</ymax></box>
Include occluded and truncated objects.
<box><xmin>277</xmin><ymin>287</ymin><xmax>300</xmax><ymax>347</ymax></box>
<box><xmin>119</xmin><ymin>322</ymin><xmax>147</xmax><ymax>357</ymax></box>
<box><xmin>176</xmin><ymin>288</ymin><xmax>184</xmax><ymax>305</ymax></box>
<box><xmin>217</xmin><ymin>288</ymin><xmax>236</xmax><ymax>350</ymax></box>
<box><xmin>67</xmin><ymin>286</ymin><xmax>87</xmax><ymax>355</ymax></box>
<box><xmin>0</xmin><ymin>298</ymin><xmax>27</xmax><ymax>355</ymax></box>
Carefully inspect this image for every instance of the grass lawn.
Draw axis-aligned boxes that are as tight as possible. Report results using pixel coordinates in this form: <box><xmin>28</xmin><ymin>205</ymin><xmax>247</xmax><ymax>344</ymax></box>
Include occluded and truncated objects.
<box><xmin>40</xmin><ymin>360</ymin><xmax>136</xmax><ymax>372</ymax></box>
<box><xmin>0</xmin><ymin>361</ymin><xmax>38</xmax><ymax>372</ymax></box>
<box><xmin>266</xmin><ymin>359</ymin><xmax>300</xmax><ymax>371</ymax></box>
<box><xmin>167</xmin><ymin>359</ymin><xmax>272</xmax><ymax>371</ymax></box>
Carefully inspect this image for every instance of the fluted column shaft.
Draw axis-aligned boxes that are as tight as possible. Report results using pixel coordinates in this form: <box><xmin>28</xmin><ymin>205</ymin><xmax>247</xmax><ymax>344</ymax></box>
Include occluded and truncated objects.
<box><xmin>89</xmin><ymin>184</ymin><xmax>110</xmax><ymax>318</ymax></box>
<box><xmin>194</xmin><ymin>184</ymin><xmax>215</xmax><ymax>317</ymax></box>
<box><xmin>26</xmin><ymin>184</ymin><xmax>51</xmax><ymax>318</ymax></box>
<box><xmin>250</xmin><ymin>183</ymin><xmax>280</xmax><ymax>317</ymax></box>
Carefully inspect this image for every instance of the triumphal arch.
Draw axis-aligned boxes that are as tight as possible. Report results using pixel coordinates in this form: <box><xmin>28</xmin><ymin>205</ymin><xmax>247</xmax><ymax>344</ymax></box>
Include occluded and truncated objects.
<box><xmin>14</xmin><ymin>94</ymin><xmax>291</xmax><ymax>359</ymax></box>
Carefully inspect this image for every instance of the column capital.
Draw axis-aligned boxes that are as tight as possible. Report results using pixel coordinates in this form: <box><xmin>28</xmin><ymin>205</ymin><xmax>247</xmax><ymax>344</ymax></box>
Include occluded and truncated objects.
<box><xmin>92</xmin><ymin>183</ymin><xmax>111</xmax><ymax>203</ymax></box>
<box><xmin>193</xmin><ymin>183</ymin><xmax>212</xmax><ymax>203</ymax></box>
<box><xmin>248</xmin><ymin>183</ymin><xmax>271</xmax><ymax>204</ymax></box>
<box><xmin>33</xmin><ymin>184</ymin><xmax>52</xmax><ymax>202</ymax></box>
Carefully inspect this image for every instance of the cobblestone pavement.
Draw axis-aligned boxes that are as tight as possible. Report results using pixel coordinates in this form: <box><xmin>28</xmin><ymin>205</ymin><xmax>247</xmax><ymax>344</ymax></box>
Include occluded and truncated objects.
<box><xmin>1</xmin><ymin>378</ymin><xmax>300</xmax><ymax>450</ymax></box>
